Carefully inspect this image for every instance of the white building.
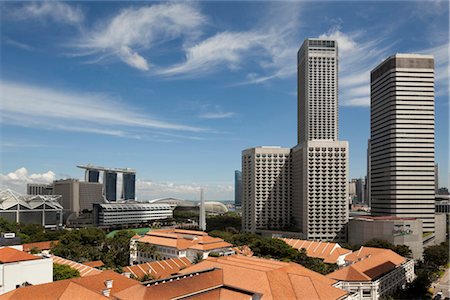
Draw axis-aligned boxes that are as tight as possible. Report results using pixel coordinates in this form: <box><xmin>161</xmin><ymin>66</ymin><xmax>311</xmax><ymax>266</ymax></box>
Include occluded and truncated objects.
<box><xmin>0</xmin><ymin>189</ymin><xmax>63</xmax><ymax>228</ymax></box>
<box><xmin>92</xmin><ymin>203</ymin><xmax>172</xmax><ymax>227</ymax></box>
<box><xmin>130</xmin><ymin>229</ymin><xmax>233</xmax><ymax>264</ymax></box>
<box><xmin>242</xmin><ymin>146</ymin><xmax>292</xmax><ymax>233</ymax></box>
<box><xmin>327</xmin><ymin>247</ymin><xmax>415</xmax><ymax>300</ymax></box>
<box><xmin>293</xmin><ymin>39</ymin><xmax>349</xmax><ymax>243</ymax></box>
<box><xmin>370</xmin><ymin>54</ymin><xmax>435</xmax><ymax>233</ymax></box>
<box><xmin>0</xmin><ymin>247</ymin><xmax>53</xmax><ymax>295</ymax></box>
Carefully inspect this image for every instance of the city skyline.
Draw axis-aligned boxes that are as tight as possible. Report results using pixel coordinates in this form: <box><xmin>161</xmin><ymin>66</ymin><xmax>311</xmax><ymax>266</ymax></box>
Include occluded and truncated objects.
<box><xmin>1</xmin><ymin>1</ymin><xmax>449</xmax><ymax>200</ymax></box>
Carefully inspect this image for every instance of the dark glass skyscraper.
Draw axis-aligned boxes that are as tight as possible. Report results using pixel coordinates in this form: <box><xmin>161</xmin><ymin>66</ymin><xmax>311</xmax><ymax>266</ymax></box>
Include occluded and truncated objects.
<box><xmin>88</xmin><ymin>170</ymin><xmax>100</xmax><ymax>183</ymax></box>
<box><xmin>104</xmin><ymin>172</ymin><xmax>117</xmax><ymax>202</ymax></box>
<box><xmin>122</xmin><ymin>173</ymin><xmax>136</xmax><ymax>200</ymax></box>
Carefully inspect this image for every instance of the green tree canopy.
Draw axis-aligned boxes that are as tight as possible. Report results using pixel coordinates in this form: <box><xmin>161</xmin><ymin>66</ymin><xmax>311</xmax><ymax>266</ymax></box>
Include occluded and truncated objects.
<box><xmin>53</xmin><ymin>263</ymin><xmax>80</xmax><ymax>281</ymax></box>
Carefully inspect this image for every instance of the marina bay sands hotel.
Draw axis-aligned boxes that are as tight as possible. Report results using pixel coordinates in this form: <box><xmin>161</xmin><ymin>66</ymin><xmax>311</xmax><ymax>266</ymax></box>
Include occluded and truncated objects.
<box><xmin>77</xmin><ymin>164</ymin><xmax>136</xmax><ymax>202</ymax></box>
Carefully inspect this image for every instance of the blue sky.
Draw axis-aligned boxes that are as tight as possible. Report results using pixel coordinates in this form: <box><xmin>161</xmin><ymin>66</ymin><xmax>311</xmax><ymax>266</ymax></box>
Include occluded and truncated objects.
<box><xmin>0</xmin><ymin>1</ymin><xmax>448</xmax><ymax>200</ymax></box>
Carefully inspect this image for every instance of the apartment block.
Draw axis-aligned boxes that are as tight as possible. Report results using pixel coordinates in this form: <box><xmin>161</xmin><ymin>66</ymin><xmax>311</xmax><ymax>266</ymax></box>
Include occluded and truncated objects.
<box><xmin>242</xmin><ymin>146</ymin><xmax>292</xmax><ymax>233</ymax></box>
<box><xmin>370</xmin><ymin>54</ymin><xmax>435</xmax><ymax>232</ymax></box>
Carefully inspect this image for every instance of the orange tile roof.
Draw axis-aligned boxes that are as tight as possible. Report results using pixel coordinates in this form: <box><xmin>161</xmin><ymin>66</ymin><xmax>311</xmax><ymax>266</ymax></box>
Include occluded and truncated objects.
<box><xmin>82</xmin><ymin>260</ymin><xmax>104</xmax><ymax>268</ymax></box>
<box><xmin>0</xmin><ymin>270</ymin><xmax>140</xmax><ymax>300</ymax></box>
<box><xmin>178</xmin><ymin>255</ymin><xmax>348</xmax><ymax>300</ymax></box>
<box><xmin>52</xmin><ymin>255</ymin><xmax>102</xmax><ymax>277</ymax></box>
<box><xmin>22</xmin><ymin>240</ymin><xmax>59</xmax><ymax>252</ymax></box>
<box><xmin>279</xmin><ymin>238</ymin><xmax>351</xmax><ymax>264</ymax></box>
<box><xmin>327</xmin><ymin>247</ymin><xmax>407</xmax><ymax>282</ymax></box>
<box><xmin>0</xmin><ymin>247</ymin><xmax>41</xmax><ymax>263</ymax></box>
<box><xmin>122</xmin><ymin>257</ymin><xmax>192</xmax><ymax>280</ymax></box>
<box><xmin>138</xmin><ymin>229</ymin><xmax>232</xmax><ymax>251</ymax></box>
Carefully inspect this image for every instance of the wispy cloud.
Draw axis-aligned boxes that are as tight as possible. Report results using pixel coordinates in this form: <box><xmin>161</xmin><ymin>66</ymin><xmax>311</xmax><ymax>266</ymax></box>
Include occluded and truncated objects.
<box><xmin>8</xmin><ymin>1</ymin><xmax>84</xmax><ymax>25</ymax></box>
<box><xmin>319</xmin><ymin>26</ymin><xmax>392</xmax><ymax>107</ymax></box>
<box><xmin>198</xmin><ymin>104</ymin><xmax>235</xmax><ymax>119</ymax></box>
<box><xmin>74</xmin><ymin>2</ymin><xmax>205</xmax><ymax>71</ymax></box>
<box><xmin>0</xmin><ymin>80</ymin><xmax>205</xmax><ymax>138</ymax></box>
<box><xmin>3</xmin><ymin>37</ymin><xmax>35</xmax><ymax>51</ymax></box>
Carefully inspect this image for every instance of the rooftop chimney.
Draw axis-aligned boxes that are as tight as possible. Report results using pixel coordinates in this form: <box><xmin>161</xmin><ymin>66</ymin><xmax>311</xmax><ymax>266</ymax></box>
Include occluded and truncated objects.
<box><xmin>104</xmin><ymin>279</ymin><xmax>113</xmax><ymax>289</ymax></box>
<box><xmin>102</xmin><ymin>289</ymin><xmax>111</xmax><ymax>297</ymax></box>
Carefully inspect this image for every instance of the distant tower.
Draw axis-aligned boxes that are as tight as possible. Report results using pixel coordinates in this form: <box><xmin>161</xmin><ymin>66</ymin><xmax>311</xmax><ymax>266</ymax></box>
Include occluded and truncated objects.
<box><xmin>234</xmin><ymin>170</ymin><xmax>242</xmax><ymax>207</ymax></box>
<box><xmin>199</xmin><ymin>189</ymin><xmax>206</xmax><ymax>231</ymax></box>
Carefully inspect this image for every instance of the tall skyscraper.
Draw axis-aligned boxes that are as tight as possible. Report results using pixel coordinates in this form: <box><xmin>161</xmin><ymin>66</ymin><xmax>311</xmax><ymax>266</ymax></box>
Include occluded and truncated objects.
<box><xmin>370</xmin><ymin>54</ymin><xmax>435</xmax><ymax>233</ymax></box>
<box><xmin>122</xmin><ymin>173</ymin><xmax>136</xmax><ymax>200</ymax></box>
<box><xmin>234</xmin><ymin>170</ymin><xmax>242</xmax><ymax>207</ymax></box>
<box><xmin>104</xmin><ymin>171</ymin><xmax>117</xmax><ymax>202</ymax></box>
<box><xmin>435</xmin><ymin>164</ymin><xmax>439</xmax><ymax>194</ymax></box>
<box><xmin>242</xmin><ymin>147</ymin><xmax>292</xmax><ymax>233</ymax></box>
<box><xmin>292</xmin><ymin>39</ymin><xmax>349</xmax><ymax>242</ymax></box>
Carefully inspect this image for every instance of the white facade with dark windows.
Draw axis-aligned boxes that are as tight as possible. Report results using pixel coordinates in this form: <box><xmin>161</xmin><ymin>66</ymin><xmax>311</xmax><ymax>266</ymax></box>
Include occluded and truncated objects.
<box><xmin>93</xmin><ymin>203</ymin><xmax>172</xmax><ymax>227</ymax></box>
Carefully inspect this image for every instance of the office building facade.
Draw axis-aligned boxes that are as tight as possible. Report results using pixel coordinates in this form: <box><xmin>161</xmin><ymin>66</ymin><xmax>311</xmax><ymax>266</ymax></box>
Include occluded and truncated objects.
<box><xmin>370</xmin><ymin>54</ymin><xmax>435</xmax><ymax>232</ymax></box>
<box><xmin>26</xmin><ymin>184</ymin><xmax>53</xmax><ymax>196</ymax></box>
<box><xmin>122</xmin><ymin>173</ymin><xmax>136</xmax><ymax>200</ymax></box>
<box><xmin>234</xmin><ymin>170</ymin><xmax>242</xmax><ymax>207</ymax></box>
<box><xmin>242</xmin><ymin>146</ymin><xmax>292</xmax><ymax>233</ymax></box>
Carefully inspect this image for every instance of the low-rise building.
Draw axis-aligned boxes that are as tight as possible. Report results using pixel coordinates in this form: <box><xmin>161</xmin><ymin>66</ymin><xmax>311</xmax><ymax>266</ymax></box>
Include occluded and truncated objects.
<box><xmin>130</xmin><ymin>229</ymin><xmax>233</xmax><ymax>264</ymax></box>
<box><xmin>0</xmin><ymin>248</ymin><xmax>53</xmax><ymax>295</ymax></box>
<box><xmin>93</xmin><ymin>203</ymin><xmax>173</xmax><ymax>227</ymax></box>
<box><xmin>348</xmin><ymin>216</ymin><xmax>423</xmax><ymax>259</ymax></box>
<box><xmin>122</xmin><ymin>257</ymin><xmax>192</xmax><ymax>280</ymax></box>
<box><xmin>279</xmin><ymin>238</ymin><xmax>352</xmax><ymax>266</ymax></box>
<box><xmin>327</xmin><ymin>247</ymin><xmax>415</xmax><ymax>300</ymax></box>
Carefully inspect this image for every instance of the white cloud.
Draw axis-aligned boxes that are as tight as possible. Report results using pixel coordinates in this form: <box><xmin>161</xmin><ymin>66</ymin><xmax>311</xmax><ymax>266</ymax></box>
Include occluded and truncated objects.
<box><xmin>0</xmin><ymin>80</ymin><xmax>204</xmax><ymax>137</ymax></box>
<box><xmin>136</xmin><ymin>179</ymin><xmax>233</xmax><ymax>200</ymax></box>
<box><xmin>3</xmin><ymin>37</ymin><xmax>35</xmax><ymax>51</ymax></box>
<box><xmin>16</xmin><ymin>1</ymin><xmax>84</xmax><ymax>25</ymax></box>
<box><xmin>418</xmin><ymin>43</ymin><xmax>449</xmax><ymax>96</ymax></box>
<box><xmin>75</xmin><ymin>3</ymin><xmax>205</xmax><ymax>70</ymax></box>
<box><xmin>0</xmin><ymin>168</ymin><xmax>56</xmax><ymax>193</ymax></box>
<box><xmin>197</xmin><ymin>104</ymin><xmax>235</xmax><ymax>119</ymax></box>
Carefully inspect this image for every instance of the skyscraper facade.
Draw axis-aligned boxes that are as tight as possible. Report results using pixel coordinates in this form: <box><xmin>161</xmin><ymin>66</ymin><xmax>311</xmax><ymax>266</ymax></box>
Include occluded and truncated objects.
<box><xmin>370</xmin><ymin>54</ymin><xmax>435</xmax><ymax>233</ymax></box>
<box><xmin>242</xmin><ymin>147</ymin><xmax>292</xmax><ymax>233</ymax></box>
<box><xmin>234</xmin><ymin>170</ymin><xmax>242</xmax><ymax>207</ymax></box>
<box><xmin>122</xmin><ymin>173</ymin><xmax>136</xmax><ymax>200</ymax></box>
<box><xmin>104</xmin><ymin>171</ymin><xmax>117</xmax><ymax>202</ymax></box>
<box><xmin>293</xmin><ymin>39</ymin><xmax>349</xmax><ymax>242</ymax></box>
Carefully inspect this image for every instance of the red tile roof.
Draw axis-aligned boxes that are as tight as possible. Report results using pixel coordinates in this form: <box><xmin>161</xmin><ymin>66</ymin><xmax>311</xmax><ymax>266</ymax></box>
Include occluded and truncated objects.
<box><xmin>0</xmin><ymin>270</ymin><xmax>140</xmax><ymax>300</ymax></box>
<box><xmin>0</xmin><ymin>247</ymin><xmax>41</xmax><ymax>263</ymax></box>
<box><xmin>52</xmin><ymin>256</ymin><xmax>102</xmax><ymax>277</ymax></box>
<box><xmin>178</xmin><ymin>255</ymin><xmax>348</xmax><ymax>300</ymax></box>
<box><xmin>279</xmin><ymin>238</ymin><xmax>351</xmax><ymax>264</ymax></box>
<box><xmin>82</xmin><ymin>260</ymin><xmax>104</xmax><ymax>268</ymax></box>
<box><xmin>122</xmin><ymin>257</ymin><xmax>192</xmax><ymax>280</ymax></box>
<box><xmin>22</xmin><ymin>240</ymin><xmax>59</xmax><ymax>252</ymax></box>
<box><xmin>327</xmin><ymin>247</ymin><xmax>407</xmax><ymax>282</ymax></box>
<box><xmin>137</xmin><ymin>229</ymin><xmax>232</xmax><ymax>251</ymax></box>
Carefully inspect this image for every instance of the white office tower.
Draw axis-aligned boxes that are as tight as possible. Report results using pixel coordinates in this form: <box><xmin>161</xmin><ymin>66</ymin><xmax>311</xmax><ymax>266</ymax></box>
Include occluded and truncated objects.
<box><xmin>370</xmin><ymin>54</ymin><xmax>435</xmax><ymax>233</ymax></box>
<box><xmin>199</xmin><ymin>188</ymin><xmax>206</xmax><ymax>231</ymax></box>
<box><xmin>293</xmin><ymin>39</ymin><xmax>349</xmax><ymax>242</ymax></box>
<box><xmin>242</xmin><ymin>147</ymin><xmax>292</xmax><ymax>233</ymax></box>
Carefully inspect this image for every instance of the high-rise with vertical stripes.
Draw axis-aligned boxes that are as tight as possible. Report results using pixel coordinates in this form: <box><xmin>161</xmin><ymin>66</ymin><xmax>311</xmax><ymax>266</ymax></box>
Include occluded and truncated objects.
<box><xmin>370</xmin><ymin>54</ymin><xmax>435</xmax><ymax>233</ymax></box>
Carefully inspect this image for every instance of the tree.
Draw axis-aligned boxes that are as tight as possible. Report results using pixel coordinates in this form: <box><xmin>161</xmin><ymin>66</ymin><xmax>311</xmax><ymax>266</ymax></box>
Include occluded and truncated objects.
<box><xmin>423</xmin><ymin>241</ymin><xmax>449</xmax><ymax>268</ymax></box>
<box><xmin>103</xmin><ymin>230</ymin><xmax>135</xmax><ymax>268</ymax></box>
<box><xmin>193</xmin><ymin>252</ymin><xmax>204</xmax><ymax>264</ymax></box>
<box><xmin>53</xmin><ymin>263</ymin><xmax>80</xmax><ymax>281</ymax></box>
<box><xmin>206</xmin><ymin>213</ymin><xmax>242</xmax><ymax>232</ymax></box>
<box><xmin>29</xmin><ymin>246</ymin><xmax>40</xmax><ymax>254</ymax></box>
<box><xmin>136</xmin><ymin>242</ymin><xmax>160</xmax><ymax>261</ymax></box>
<box><xmin>52</xmin><ymin>228</ymin><xmax>106</xmax><ymax>262</ymax></box>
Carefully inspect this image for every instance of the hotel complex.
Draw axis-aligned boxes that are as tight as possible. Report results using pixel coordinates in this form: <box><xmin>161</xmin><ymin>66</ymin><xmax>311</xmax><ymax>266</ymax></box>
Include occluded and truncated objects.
<box><xmin>242</xmin><ymin>39</ymin><xmax>349</xmax><ymax>242</ymax></box>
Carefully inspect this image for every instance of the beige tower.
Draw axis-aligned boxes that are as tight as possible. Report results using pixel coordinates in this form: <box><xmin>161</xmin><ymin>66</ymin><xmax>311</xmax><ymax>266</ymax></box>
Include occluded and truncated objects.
<box><xmin>293</xmin><ymin>39</ymin><xmax>349</xmax><ymax>242</ymax></box>
<box><xmin>370</xmin><ymin>54</ymin><xmax>435</xmax><ymax>233</ymax></box>
<box><xmin>242</xmin><ymin>147</ymin><xmax>292</xmax><ymax>233</ymax></box>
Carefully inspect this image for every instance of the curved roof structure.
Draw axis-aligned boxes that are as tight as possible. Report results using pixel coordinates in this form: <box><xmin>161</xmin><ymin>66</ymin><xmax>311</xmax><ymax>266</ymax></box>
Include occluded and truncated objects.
<box><xmin>0</xmin><ymin>188</ymin><xmax>62</xmax><ymax>210</ymax></box>
<box><xmin>202</xmin><ymin>201</ymin><xmax>228</xmax><ymax>214</ymax></box>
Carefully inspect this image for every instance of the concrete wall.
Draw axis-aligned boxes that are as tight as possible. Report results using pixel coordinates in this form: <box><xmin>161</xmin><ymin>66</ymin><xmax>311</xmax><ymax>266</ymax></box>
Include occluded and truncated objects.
<box><xmin>0</xmin><ymin>258</ymin><xmax>52</xmax><ymax>295</ymax></box>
